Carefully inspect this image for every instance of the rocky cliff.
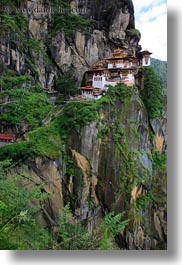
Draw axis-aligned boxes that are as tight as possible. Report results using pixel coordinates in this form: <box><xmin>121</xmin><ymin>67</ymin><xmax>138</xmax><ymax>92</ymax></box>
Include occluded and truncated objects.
<box><xmin>0</xmin><ymin>0</ymin><xmax>166</xmax><ymax>250</ymax></box>
<box><xmin>0</xmin><ymin>0</ymin><xmax>140</xmax><ymax>87</ymax></box>
<box><xmin>6</xmin><ymin>86</ymin><xmax>167</xmax><ymax>250</ymax></box>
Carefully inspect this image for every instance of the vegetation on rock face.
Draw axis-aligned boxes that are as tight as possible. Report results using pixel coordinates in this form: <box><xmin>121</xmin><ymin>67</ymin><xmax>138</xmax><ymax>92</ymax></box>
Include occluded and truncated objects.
<box><xmin>0</xmin><ymin>142</ymin><xmax>33</xmax><ymax>162</ymax></box>
<box><xmin>51</xmin><ymin>12</ymin><xmax>95</xmax><ymax>37</ymax></box>
<box><xmin>0</xmin><ymin>0</ymin><xmax>167</xmax><ymax>249</ymax></box>
<box><xmin>48</xmin><ymin>0</ymin><xmax>95</xmax><ymax>38</ymax></box>
<box><xmin>126</xmin><ymin>28</ymin><xmax>141</xmax><ymax>40</ymax></box>
<box><xmin>53</xmin><ymin>205</ymin><xmax>127</xmax><ymax>250</ymax></box>
<box><xmin>56</xmin><ymin>67</ymin><xmax>78</xmax><ymax>99</ymax></box>
<box><xmin>0</xmin><ymin>161</ymin><xmax>50</xmax><ymax>250</ymax></box>
<box><xmin>0</xmin><ymin>83</ymin><xmax>136</xmax><ymax>162</ymax></box>
<box><xmin>139</xmin><ymin>66</ymin><xmax>164</xmax><ymax>119</ymax></box>
<box><xmin>0</xmin><ymin>71</ymin><xmax>52</xmax><ymax>130</ymax></box>
<box><xmin>28</xmin><ymin>120</ymin><xmax>62</xmax><ymax>160</ymax></box>
<box><xmin>0</xmin><ymin>89</ymin><xmax>51</xmax><ymax>127</ymax></box>
<box><xmin>0</xmin><ymin>13</ymin><xmax>27</xmax><ymax>35</ymax></box>
<box><xmin>57</xmin><ymin>102</ymin><xmax>98</xmax><ymax>138</ymax></box>
<box><xmin>0</xmin><ymin>71</ymin><xmax>29</xmax><ymax>90</ymax></box>
<box><xmin>0</xmin><ymin>161</ymin><xmax>128</xmax><ymax>250</ymax></box>
<box><xmin>152</xmin><ymin>152</ymin><xmax>167</xmax><ymax>206</ymax></box>
<box><xmin>0</xmin><ymin>77</ymin><xmax>167</xmax><ymax>249</ymax></box>
<box><xmin>0</xmin><ymin>89</ymin><xmax>52</xmax><ymax>126</ymax></box>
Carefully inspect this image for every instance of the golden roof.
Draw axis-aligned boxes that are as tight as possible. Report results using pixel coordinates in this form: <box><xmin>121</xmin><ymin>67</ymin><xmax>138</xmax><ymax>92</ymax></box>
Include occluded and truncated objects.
<box><xmin>113</xmin><ymin>48</ymin><xmax>128</xmax><ymax>58</ymax></box>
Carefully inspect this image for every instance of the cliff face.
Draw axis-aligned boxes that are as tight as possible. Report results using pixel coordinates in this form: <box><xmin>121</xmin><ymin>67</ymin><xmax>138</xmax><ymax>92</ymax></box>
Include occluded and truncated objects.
<box><xmin>0</xmin><ymin>0</ymin><xmax>140</xmax><ymax>87</ymax></box>
<box><xmin>0</xmin><ymin>1</ymin><xmax>166</xmax><ymax>250</ymax></box>
<box><xmin>10</xmin><ymin>89</ymin><xmax>167</xmax><ymax>250</ymax></box>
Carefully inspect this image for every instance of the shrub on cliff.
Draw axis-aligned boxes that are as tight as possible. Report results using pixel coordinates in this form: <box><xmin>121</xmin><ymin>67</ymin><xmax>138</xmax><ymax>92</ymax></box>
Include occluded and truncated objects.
<box><xmin>53</xmin><ymin>205</ymin><xmax>128</xmax><ymax>250</ymax></box>
<box><xmin>0</xmin><ymin>162</ymin><xmax>50</xmax><ymax>250</ymax></box>
<box><xmin>0</xmin><ymin>89</ymin><xmax>52</xmax><ymax>127</ymax></box>
<box><xmin>49</xmin><ymin>1</ymin><xmax>95</xmax><ymax>37</ymax></box>
<box><xmin>56</xmin><ymin>67</ymin><xmax>78</xmax><ymax>99</ymax></box>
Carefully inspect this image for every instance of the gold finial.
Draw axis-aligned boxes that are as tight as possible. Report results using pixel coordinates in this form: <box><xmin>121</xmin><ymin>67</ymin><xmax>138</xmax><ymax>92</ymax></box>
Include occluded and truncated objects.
<box><xmin>113</xmin><ymin>48</ymin><xmax>128</xmax><ymax>58</ymax></box>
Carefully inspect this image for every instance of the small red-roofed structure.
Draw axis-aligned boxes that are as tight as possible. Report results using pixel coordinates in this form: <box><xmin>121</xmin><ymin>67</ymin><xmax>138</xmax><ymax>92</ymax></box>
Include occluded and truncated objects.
<box><xmin>0</xmin><ymin>134</ymin><xmax>16</xmax><ymax>143</ymax></box>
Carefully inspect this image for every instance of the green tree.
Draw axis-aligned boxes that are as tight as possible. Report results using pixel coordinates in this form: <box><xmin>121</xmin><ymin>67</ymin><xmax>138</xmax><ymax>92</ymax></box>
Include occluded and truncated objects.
<box><xmin>0</xmin><ymin>161</ymin><xmax>50</xmax><ymax>250</ymax></box>
<box><xmin>56</xmin><ymin>67</ymin><xmax>78</xmax><ymax>99</ymax></box>
<box><xmin>52</xmin><ymin>205</ymin><xmax>94</xmax><ymax>250</ymax></box>
<box><xmin>49</xmin><ymin>1</ymin><xmax>95</xmax><ymax>37</ymax></box>
<box><xmin>139</xmin><ymin>66</ymin><xmax>164</xmax><ymax>119</ymax></box>
<box><xmin>0</xmin><ymin>89</ymin><xmax>52</xmax><ymax>127</ymax></box>
<box><xmin>0</xmin><ymin>160</ymin><xmax>129</xmax><ymax>250</ymax></box>
<box><xmin>0</xmin><ymin>71</ymin><xmax>29</xmax><ymax>91</ymax></box>
<box><xmin>52</xmin><ymin>205</ymin><xmax>128</xmax><ymax>250</ymax></box>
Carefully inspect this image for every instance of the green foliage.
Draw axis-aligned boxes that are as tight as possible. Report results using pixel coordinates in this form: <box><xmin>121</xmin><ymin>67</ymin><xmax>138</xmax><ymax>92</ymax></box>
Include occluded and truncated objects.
<box><xmin>126</xmin><ymin>28</ymin><xmax>141</xmax><ymax>40</ymax></box>
<box><xmin>0</xmin><ymin>11</ymin><xmax>28</xmax><ymax>44</ymax></box>
<box><xmin>0</xmin><ymin>163</ymin><xmax>128</xmax><ymax>250</ymax></box>
<box><xmin>95</xmin><ymin>83</ymin><xmax>133</xmax><ymax>110</ymax></box>
<box><xmin>0</xmin><ymin>165</ymin><xmax>50</xmax><ymax>250</ymax></box>
<box><xmin>96</xmin><ymin>211</ymin><xmax>128</xmax><ymax>250</ymax></box>
<box><xmin>55</xmin><ymin>83</ymin><xmax>133</xmax><ymax>143</ymax></box>
<box><xmin>97</xmin><ymin>125</ymin><xmax>110</xmax><ymax>139</ymax></box>
<box><xmin>23</xmin><ymin>38</ymin><xmax>42</xmax><ymax>53</ymax></box>
<box><xmin>50</xmin><ymin>1</ymin><xmax>95</xmax><ymax>38</ymax></box>
<box><xmin>53</xmin><ymin>204</ymin><xmax>93</xmax><ymax>250</ymax></box>
<box><xmin>0</xmin><ymin>71</ymin><xmax>29</xmax><ymax>90</ymax></box>
<box><xmin>57</xmin><ymin>102</ymin><xmax>98</xmax><ymax>139</ymax></box>
<box><xmin>0</xmin><ymin>117</ymin><xmax>63</xmax><ymax>163</ymax></box>
<box><xmin>52</xmin><ymin>14</ymin><xmax>93</xmax><ymax>37</ymax></box>
<box><xmin>0</xmin><ymin>89</ymin><xmax>52</xmax><ymax>126</ymax></box>
<box><xmin>151</xmin><ymin>152</ymin><xmax>167</xmax><ymax>206</ymax></box>
<box><xmin>106</xmin><ymin>83</ymin><xmax>133</xmax><ymax>100</ymax></box>
<box><xmin>135</xmin><ymin>191</ymin><xmax>152</xmax><ymax>209</ymax></box>
<box><xmin>0</xmin><ymin>142</ymin><xmax>33</xmax><ymax>162</ymax></box>
<box><xmin>152</xmin><ymin>152</ymin><xmax>167</xmax><ymax>172</ymax></box>
<box><xmin>52</xmin><ymin>205</ymin><xmax>128</xmax><ymax>250</ymax></box>
<box><xmin>151</xmin><ymin>58</ymin><xmax>167</xmax><ymax>95</ymax></box>
<box><xmin>0</xmin><ymin>0</ymin><xmax>21</xmax><ymax>7</ymax></box>
<box><xmin>56</xmin><ymin>67</ymin><xmax>78</xmax><ymax>99</ymax></box>
<box><xmin>139</xmin><ymin>66</ymin><xmax>164</xmax><ymax>119</ymax></box>
<box><xmin>28</xmin><ymin>120</ymin><xmax>62</xmax><ymax>160</ymax></box>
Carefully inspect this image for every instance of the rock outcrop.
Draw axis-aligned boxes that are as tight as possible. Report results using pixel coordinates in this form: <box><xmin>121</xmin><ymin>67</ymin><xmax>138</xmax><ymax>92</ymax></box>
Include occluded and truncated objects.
<box><xmin>8</xmin><ymin>89</ymin><xmax>167</xmax><ymax>249</ymax></box>
<box><xmin>0</xmin><ymin>0</ymin><xmax>140</xmax><ymax>87</ymax></box>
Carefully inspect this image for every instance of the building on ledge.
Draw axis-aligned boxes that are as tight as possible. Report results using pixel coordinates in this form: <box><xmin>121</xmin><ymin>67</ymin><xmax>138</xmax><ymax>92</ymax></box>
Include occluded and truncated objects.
<box><xmin>138</xmin><ymin>50</ymin><xmax>152</xmax><ymax>67</ymax></box>
<box><xmin>0</xmin><ymin>134</ymin><xmax>16</xmax><ymax>146</ymax></box>
<box><xmin>80</xmin><ymin>48</ymin><xmax>152</xmax><ymax>100</ymax></box>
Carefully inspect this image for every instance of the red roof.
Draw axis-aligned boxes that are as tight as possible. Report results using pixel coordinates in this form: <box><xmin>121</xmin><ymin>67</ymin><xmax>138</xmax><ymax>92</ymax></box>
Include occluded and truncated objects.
<box><xmin>0</xmin><ymin>134</ymin><xmax>16</xmax><ymax>140</ymax></box>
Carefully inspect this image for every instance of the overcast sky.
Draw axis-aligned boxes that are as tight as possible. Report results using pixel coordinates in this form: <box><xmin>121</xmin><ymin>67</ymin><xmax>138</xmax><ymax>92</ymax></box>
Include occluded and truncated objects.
<box><xmin>132</xmin><ymin>0</ymin><xmax>167</xmax><ymax>61</ymax></box>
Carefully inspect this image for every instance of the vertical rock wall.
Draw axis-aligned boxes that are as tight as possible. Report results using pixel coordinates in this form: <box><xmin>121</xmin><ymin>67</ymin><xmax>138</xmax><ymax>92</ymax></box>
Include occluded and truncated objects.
<box><xmin>0</xmin><ymin>0</ymin><xmax>140</xmax><ymax>87</ymax></box>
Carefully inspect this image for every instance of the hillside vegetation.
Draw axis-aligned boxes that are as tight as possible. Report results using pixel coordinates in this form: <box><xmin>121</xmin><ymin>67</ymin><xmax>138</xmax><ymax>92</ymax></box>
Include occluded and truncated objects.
<box><xmin>151</xmin><ymin>58</ymin><xmax>167</xmax><ymax>95</ymax></box>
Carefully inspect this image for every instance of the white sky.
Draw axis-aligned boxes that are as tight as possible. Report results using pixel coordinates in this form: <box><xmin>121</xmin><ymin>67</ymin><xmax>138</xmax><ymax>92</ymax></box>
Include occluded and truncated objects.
<box><xmin>132</xmin><ymin>0</ymin><xmax>167</xmax><ymax>61</ymax></box>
